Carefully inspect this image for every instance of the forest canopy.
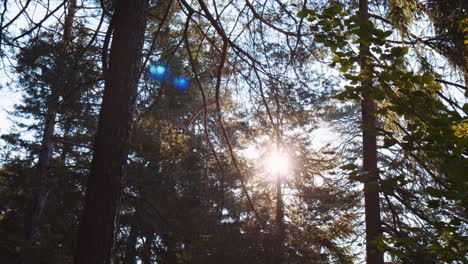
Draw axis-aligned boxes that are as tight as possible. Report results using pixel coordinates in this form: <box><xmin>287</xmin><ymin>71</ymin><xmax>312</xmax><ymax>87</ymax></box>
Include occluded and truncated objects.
<box><xmin>0</xmin><ymin>0</ymin><xmax>466</xmax><ymax>263</ymax></box>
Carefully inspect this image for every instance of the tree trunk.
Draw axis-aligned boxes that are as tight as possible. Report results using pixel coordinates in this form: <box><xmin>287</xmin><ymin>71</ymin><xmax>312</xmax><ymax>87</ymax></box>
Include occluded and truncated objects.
<box><xmin>59</xmin><ymin>119</ymin><xmax>72</xmax><ymax>166</ymax></box>
<box><xmin>22</xmin><ymin>1</ymin><xmax>76</xmax><ymax>263</ymax></box>
<box><xmin>274</xmin><ymin>175</ymin><xmax>285</xmax><ymax>264</ymax></box>
<box><xmin>74</xmin><ymin>0</ymin><xmax>149</xmax><ymax>263</ymax></box>
<box><xmin>359</xmin><ymin>0</ymin><xmax>384</xmax><ymax>263</ymax></box>
<box><xmin>22</xmin><ymin>110</ymin><xmax>54</xmax><ymax>264</ymax></box>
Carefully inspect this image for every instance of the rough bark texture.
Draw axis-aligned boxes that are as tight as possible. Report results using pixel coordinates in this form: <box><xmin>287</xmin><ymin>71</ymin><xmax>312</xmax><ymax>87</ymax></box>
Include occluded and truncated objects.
<box><xmin>73</xmin><ymin>0</ymin><xmax>149</xmax><ymax>263</ymax></box>
<box><xmin>22</xmin><ymin>1</ymin><xmax>76</xmax><ymax>263</ymax></box>
<box><xmin>359</xmin><ymin>0</ymin><xmax>384</xmax><ymax>263</ymax></box>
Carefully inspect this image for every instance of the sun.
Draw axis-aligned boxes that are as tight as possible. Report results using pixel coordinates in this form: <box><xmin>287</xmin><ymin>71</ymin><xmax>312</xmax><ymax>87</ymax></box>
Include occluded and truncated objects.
<box><xmin>240</xmin><ymin>142</ymin><xmax>294</xmax><ymax>180</ymax></box>
<box><xmin>263</xmin><ymin>148</ymin><xmax>291</xmax><ymax>176</ymax></box>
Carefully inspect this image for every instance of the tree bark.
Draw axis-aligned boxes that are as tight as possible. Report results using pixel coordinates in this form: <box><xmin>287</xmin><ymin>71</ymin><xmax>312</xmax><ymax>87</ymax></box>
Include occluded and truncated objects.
<box><xmin>22</xmin><ymin>1</ymin><xmax>76</xmax><ymax>263</ymax></box>
<box><xmin>74</xmin><ymin>0</ymin><xmax>149</xmax><ymax>263</ymax></box>
<box><xmin>359</xmin><ymin>0</ymin><xmax>384</xmax><ymax>263</ymax></box>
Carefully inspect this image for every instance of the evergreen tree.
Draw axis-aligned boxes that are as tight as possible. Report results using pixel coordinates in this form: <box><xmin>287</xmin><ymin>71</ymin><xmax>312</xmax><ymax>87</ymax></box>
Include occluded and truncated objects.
<box><xmin>1</xmin><ymin>1</ymin><xmax>465</xmax><ymax>263</ymax></box>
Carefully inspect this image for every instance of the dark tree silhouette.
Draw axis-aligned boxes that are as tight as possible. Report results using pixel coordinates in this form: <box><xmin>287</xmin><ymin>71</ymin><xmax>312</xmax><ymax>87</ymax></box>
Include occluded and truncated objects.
<box><xmin>74</xmin><ymin>0</ymin><xmax>149</xmax><ymax>263</ymax></box>
<box><xmin>22</xmin><ymin>1</ymin><xmax>77</xmax><ymax>263</ymax></box>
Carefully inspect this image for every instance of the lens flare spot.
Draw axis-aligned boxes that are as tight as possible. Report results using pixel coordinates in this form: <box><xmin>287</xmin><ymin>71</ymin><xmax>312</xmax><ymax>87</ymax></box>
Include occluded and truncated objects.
<box><xmin>173</xmin><ymin>76</ymin><xmax>189</xmax><ymax>91</ymax></box>
<box><xmin>148</xmin><ymin>64</ymin><xmax>167</xmax><ymax>80</ymax></box>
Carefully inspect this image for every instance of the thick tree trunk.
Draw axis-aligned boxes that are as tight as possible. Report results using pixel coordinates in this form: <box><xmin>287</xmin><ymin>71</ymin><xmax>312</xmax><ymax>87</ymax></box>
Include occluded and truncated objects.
<box><xmin>22</xmin><ymin>1</ymin><xmax>76</xmax><ymax>263</ymax></box>
<box><xmin>359</xmin><ymin>0</ymin><xmax>384</xmax><ymax>263</ymax></box>
<box><xmin>73</xmin><ymin>0</ymin><xmax>149</xmax><ymax>263</ymax></box>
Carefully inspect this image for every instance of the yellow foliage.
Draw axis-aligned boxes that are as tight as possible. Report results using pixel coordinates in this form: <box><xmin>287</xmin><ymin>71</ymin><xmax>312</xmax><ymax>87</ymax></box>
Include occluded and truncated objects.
<box><xmin>452</xmin><ymin>119</ymin><xmax>468</xmax><ymax>138</ymax></box>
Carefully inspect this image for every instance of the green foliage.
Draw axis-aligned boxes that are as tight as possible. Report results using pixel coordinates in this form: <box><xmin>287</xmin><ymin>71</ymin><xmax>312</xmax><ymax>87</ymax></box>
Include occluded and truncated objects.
<box><xmin>1</xmin><ymin>0</ymin><xmax>465</xmax><ymax>263</ymax></box>
<box><xmin>299</xmin><ymin>2</ymin><xmax>467</xmax><ymax>262</ymax></box>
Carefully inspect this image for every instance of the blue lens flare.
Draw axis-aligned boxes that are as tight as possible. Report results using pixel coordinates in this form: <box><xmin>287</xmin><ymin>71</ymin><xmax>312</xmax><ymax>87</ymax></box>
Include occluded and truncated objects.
<box><xmin>148</xmin><ymin>62</ymin><xmax>189</xmax><ymax>91</ymax></box>
<box><xmin>148</xmin><ymin>63</ymin><xmax>167</xmax><ymax>80</ymax></box>
<box><xmin>173</xmin><ymin>76</ymin><xmax>189</xmax><ymax>91</ymax></box>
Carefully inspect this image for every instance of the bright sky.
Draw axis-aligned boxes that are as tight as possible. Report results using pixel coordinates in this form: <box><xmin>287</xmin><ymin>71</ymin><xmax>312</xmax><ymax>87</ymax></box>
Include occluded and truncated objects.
<box><xmin>0</xmin><ymin>1</ymin><xmax>49</xmax><ymax>135</ymax></box>
<box><xmin>0</xmin><ymin>79</ymin><xmax>20</xmax><ymax>134</ymax></box>
<box><xmin>0</xmin><ymin>0</ymin><xmax>103</xmax><ymax>136</ymax></box>
<box><xmin>2</xmin><ymin>2</ymin><xmax>464</xmax><ymax>263</ymax></box>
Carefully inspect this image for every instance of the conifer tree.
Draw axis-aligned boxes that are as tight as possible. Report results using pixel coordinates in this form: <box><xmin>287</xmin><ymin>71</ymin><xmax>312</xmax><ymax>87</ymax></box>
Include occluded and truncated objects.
<box><xmin>22</xmin><ymin>2</ymin><xmax>77</xmax><ymax>262</ymax></box>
